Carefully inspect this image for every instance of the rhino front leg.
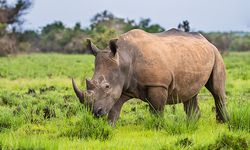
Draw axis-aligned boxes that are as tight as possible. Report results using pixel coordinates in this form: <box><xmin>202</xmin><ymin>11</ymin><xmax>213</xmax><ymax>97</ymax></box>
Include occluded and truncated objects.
<box><xmin>108</xmin><ymin>94</ymin><xmax>130</xmax><ymax>126</ymax></box>
<box><xmin>146</xmin><ymin>87</ymin><xmax>168</xmax><ymax>115</ymax></box>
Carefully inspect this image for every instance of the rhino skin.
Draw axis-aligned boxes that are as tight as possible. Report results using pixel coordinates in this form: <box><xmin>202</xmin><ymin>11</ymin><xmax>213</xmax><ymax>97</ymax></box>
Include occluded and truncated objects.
<box><xmin>72</xmin><ymin>28</ymin><xmax>229</xmax><ymax>125</ymax></box>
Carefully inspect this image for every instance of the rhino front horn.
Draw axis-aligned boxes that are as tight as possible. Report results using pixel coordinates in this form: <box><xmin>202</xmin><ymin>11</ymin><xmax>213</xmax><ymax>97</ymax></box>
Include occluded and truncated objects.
<box><xmin>72</xmin><ymin>78</ymin><xmax>84</xmax><ymax>103</ymax></box>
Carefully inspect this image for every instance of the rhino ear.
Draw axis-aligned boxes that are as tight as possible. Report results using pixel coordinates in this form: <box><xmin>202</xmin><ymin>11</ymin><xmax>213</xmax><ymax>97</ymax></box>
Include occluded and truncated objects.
<box><xmin>86</xmin><ymin>38</ymin><xmax>99</xmax><ymax>56</ymax></box>
<box><xmin>109</xmin><ymin>38</ymin><xmax>118</xmax><ymax>56</ymax></box>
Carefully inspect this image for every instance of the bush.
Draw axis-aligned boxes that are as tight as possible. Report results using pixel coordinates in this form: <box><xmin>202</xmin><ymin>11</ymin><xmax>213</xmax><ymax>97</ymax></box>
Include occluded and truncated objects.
<box><xmin>229</xmin><ymin>36</ymin><xmax>250</xmax><ymax>51</ymax></box>
<box><xmin>89</xmin><ymin>25</ymin><xmax>118</xmax><ymax>49</ymax></box>
<box><xmin>0</xmin><ymin>35</ymin><xmax>17</xmax><ymax>56</ymax></box>
<box><xmin>18</xmin><ymin>42</ymin><xmax>32</xmax><ymax>52</ymax></box>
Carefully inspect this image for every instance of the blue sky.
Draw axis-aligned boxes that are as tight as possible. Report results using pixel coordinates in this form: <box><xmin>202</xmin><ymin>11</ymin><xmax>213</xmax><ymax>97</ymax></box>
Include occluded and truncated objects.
<box><xmin>20</xmin><ymin>0</ymin><xmax>250</xmax><ymax>32</ymax></box>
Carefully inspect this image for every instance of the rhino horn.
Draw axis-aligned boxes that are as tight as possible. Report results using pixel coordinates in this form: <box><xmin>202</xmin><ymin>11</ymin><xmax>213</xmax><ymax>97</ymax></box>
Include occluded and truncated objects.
<box><xmin>72</xmin><ymin>78</ymin><xmax>84</xmax><ymax>103</ymax></box>
<box><xmin>86</xmin><ymin>78</ymin><xmax>97</xmax><ymax>89</ymax></box>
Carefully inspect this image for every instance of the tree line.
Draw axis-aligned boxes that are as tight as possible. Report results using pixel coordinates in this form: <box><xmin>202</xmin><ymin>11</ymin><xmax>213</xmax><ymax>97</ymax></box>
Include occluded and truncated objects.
<box><xmin>0</xmin><ymin>1</ymin><xmax>250</xmax><ymax>56</ymax></box>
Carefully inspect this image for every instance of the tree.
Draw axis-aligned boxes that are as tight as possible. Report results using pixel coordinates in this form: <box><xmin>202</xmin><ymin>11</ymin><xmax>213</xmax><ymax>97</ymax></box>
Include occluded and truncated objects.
<box><xmin>91</xmin><ymin>10</ymin><xmax>114</xmax><ymax>26</ymax></box>
<box><xmin>74</xmin><ymin>22</ymin><xmax>81</xmax><ymax>31</ymax></box>
<box><xmin>90</xmin><ymin>10</ymin><xmax>128</xmax><ymax>34</ymax></box>
<box><xmin>41</xmin><ymin>21</ymin><xmax>65</xmax><ymax>34</ymax></box>
<box><xmin>0</xmin><ymin>0</ymin><xmax>32</xmax><ymax>56</ymax></box>
<box><xmin>178</xmin><ymin>20</ymin><xmax>190</xmax><ymax>32</ymax></box>
<box><xmin>137</xmin><ymin>18</ymin><xmax>165</xmax><ymax>33</ymax></box>
<box><xmin>0</xmin><ymin>0</ymin><xmax>32</xmax><ymax>25</ymax></box>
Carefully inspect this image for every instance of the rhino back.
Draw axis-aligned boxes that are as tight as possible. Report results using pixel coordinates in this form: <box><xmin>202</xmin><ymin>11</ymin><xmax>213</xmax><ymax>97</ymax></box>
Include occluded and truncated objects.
<box><xmin>118</xmin><ymin>29</ymin><xmax>216</xmax><ymax>101</ymax></box>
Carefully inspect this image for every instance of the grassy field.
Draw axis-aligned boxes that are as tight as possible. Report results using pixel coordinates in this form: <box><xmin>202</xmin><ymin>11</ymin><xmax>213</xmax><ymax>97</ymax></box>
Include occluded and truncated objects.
<box><xmin>0</xmin><ymin>52</ymin><xmax>249</xmax><ymax>149</ymax></box>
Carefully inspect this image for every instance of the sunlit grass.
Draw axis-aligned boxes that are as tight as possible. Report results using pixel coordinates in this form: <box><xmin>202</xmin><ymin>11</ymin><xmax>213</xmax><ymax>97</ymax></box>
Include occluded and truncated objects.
<box><xmin>0</xmin><ymin>52</ymin><xmax>249</xmax><ymax>149</ymax></box>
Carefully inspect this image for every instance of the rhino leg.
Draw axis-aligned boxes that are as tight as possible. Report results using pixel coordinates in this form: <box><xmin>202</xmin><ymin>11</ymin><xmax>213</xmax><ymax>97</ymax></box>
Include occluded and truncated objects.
<box><xmin>108</xmin><ymin>94</ymin><xmax>130</xmax><ymax>126</ymax></box>
<box><xmin>146</xmin><ymin>87</ymin><xmax>168</xmax><ymax>115</ymax></box>
<box><xmin>205</xmin><ymin>76</ymin><xmax>229</xmax><ymax>123</ymax></box>
<box><xmin>183</xmin><ymin>94</ymin><xmax>200</xmax><ymax>120</ymax></box>
<box><xmin>205</xmin><ymin>54</ymin><xmax>229</xmax><ymax>123</ymax></box>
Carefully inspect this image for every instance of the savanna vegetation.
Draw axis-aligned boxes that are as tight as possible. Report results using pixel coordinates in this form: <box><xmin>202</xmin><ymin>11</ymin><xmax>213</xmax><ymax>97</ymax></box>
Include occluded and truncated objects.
<box><xmin>0</xmin><ymin>52</ymin><xmax>249</xmax><ymax>149</ymax></box>
<box><xmin>13</xmin><ymin>11</ymin><xmax>250</xmax><ymax>54</ymax></box>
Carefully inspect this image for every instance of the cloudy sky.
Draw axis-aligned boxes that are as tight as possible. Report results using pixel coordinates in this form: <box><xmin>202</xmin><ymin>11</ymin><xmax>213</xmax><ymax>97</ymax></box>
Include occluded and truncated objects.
<box><xmin>20</xmin><ymin>0</ymin><xmax>250</xmax><ymax>32</ymax></box>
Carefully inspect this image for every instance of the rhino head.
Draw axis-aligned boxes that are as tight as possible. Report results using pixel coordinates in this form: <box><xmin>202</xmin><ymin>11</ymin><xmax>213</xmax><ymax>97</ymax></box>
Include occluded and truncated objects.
<box><xmin>72</xmin><ymin>39</ymin><xmax>126</xmax><ymax>117</ymax></box>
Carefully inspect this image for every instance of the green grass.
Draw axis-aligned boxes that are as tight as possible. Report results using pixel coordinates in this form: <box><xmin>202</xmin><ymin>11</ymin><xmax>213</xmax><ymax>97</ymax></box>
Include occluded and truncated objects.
<box><xmin>0</xmin><ymin>52</ymin><xmax>250</xmax><ymax>149</ymax></box>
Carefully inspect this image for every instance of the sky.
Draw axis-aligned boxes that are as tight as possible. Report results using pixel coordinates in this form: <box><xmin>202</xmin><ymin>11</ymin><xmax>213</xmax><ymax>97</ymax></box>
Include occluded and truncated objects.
<box><xmin>17</xmin><ymin>0</ymin><xmax>250</xmax><ymax>32</ymax></box>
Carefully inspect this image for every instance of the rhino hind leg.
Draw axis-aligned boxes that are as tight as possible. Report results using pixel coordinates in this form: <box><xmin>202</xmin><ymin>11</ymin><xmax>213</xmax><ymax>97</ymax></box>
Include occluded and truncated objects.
<box><xmin>183</xmin><ymin>94</ymin><xmax>200</xmax><ymax>121</ymax></box>
<box><xmin>146</xmin><ymin>87</ymin><xmax>168</xmax><ymax>115</ymax></box>
<box><xmin>205</xmin><ymin>54</ymin><xmax>229</xmax><ymax>123</ymax></box>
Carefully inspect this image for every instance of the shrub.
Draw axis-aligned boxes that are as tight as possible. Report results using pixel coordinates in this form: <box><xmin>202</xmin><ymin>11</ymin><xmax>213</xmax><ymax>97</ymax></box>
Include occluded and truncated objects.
<box><xmin>0</xmin><ymin>35</ymin><xmax>17</xmax><ymax>56</ymax></box>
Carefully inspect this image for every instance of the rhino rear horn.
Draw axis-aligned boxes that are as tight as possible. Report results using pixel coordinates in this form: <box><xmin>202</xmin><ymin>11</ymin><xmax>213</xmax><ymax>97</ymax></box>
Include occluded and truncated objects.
<box><xmin>86</xmin><ymin>78</ymin><xmax>96</xmax><ymax>89</ymax></box>
<box><xmin>72</xmin><ymin>78</ymin><xmax>84</xmax><ymax>103</ymax></box>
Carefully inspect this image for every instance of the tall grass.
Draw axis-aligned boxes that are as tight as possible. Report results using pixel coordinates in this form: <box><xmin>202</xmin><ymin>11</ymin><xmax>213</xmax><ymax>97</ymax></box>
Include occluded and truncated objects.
<box><xmin>227</xmin><ymin>98</ymin><xmax>250</xmax><ymax>132</ymax></box>
<box><xmin>60</xmin><ymin>107</ymin><xmax>113</xmax><ymax>140</ymax></box>
<box><xmin>0</xmin><ymin>107</ymin><xmax>25</xmax><ymax>132</ymax></box>
<box><xmin>144</xmin><ymin>110</ymin><xmax>198</xmax><ymax>134</ymax></box>
<box><xmin>205</xmin><ymin>133</ymin><xmax>249</xmax><ymax>150</ymax></box>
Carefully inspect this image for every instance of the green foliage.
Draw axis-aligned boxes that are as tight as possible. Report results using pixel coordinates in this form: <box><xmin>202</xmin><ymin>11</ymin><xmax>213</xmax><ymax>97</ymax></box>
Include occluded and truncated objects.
<box><xmin>11</xmin><ymin>10</ymin><xmax>166</xmax><ymax>54</ymax></box>
<box><xmin>127</xmin><ymin>18</ymin><xmax>165</xmax><ymax>33</ymax></box>
<box><xmin>0</xmin><ymin>54</ymin><xmax>94</xmax><ymax>79</ymax></box>
<box><xmin>206</xmin><ymin>133</ymin><xmax>249</xmax><ymax>150</ymax></box>
<box><xmin>61</xmin><ymin>109</ymin><xmax>113</xmax><ymax>140</ymax></box>
<box><xmin>0</xmin><ymin>107</ymin><xmax>25</xmax><ymax>132</ymax></box>
<box><xmin>227</xmin><ymin>100</ymin><xmax>250</xmax><ymax>132</ymax></box>
<box><xmin>0</xmin><ymin>23</ymin><xmax>7</xmax><ymax>34</ymax></box>
<box><xmin>2</xmin><ymin>9</ymin><xmax>250</xmax><ymax>55</ymax></box>
<box><xmin>230</xmin><ymin>35</ymin><xmax>250</xmax><ymax>51</ymax></box>
<box><xmin>0</xmin><ymin>107</ymin><xmax>14</xmax><ymax>131</ymax></box>
<box><xmin>175</xmin><ymin>137</ymin><xmax>193</xmax><ymax>148</ymax></box>
<box><xmin>144</xmin><ymin>113</ymin><xmax>198</xmax><ymax>135</ymax></box>
<box><xmin>37</xmin><ymin>21</ymin><xmax>89</xmax><ymax>53</ymax></box>
<box><xmin>41</xmin><ymin>21</ymin><xmax>65</xmax><ymax>34</ymax></box>
<box><xmin>89</xmin><ymin>25</ymin><xmax>118</xmax><ymax>49</ymax></box>
<box><xmin>136</xmin><ymin>18</ymin><xmax>165</xmax><ymax>32</ymax></box>
<box><xmin>203</xmin><ymin>32</ymin><xmax>250</xmax><ymax>52</ymax></box>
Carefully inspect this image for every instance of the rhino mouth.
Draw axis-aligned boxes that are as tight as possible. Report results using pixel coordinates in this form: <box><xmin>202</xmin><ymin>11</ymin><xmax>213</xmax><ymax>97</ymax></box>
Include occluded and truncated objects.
<box><xmin>93</xmin><ymin>107</ymin><xmax>107</xmax><ymax>117</ymax></box>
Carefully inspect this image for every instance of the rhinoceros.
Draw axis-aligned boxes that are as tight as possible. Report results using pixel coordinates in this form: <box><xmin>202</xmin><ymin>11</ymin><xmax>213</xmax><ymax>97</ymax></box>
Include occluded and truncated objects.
<box><xmin>72</xmin><ymin>28</ymin><xmax>228</xmax><ymax>125</ymax></box>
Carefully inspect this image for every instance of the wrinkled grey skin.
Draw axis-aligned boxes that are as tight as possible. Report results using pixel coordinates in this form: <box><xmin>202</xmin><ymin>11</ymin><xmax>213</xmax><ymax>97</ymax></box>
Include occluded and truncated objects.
<box><xmin>72</xmin><ymin>28</ymin><xmax>229</xmax><ymax>125</ymax></box>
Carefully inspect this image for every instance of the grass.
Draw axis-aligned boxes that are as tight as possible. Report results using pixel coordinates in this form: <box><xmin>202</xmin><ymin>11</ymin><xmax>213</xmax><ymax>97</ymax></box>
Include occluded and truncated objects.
<box><xmin>228</xmin><ymin>99</ymin><xmax>250</xmax><ymax>132</ymax></box>
<box><xmin>0</xmin><ymin>52</ymin><xmax>250</xmax><ymax>149</ymax></box>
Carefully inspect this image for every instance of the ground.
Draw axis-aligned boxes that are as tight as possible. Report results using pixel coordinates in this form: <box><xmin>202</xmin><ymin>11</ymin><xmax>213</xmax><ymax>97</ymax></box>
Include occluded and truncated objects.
<box><xmin>0</xmin><ymin>52</ymin><xmax>249</xmax><ymax>149</ymax></box>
